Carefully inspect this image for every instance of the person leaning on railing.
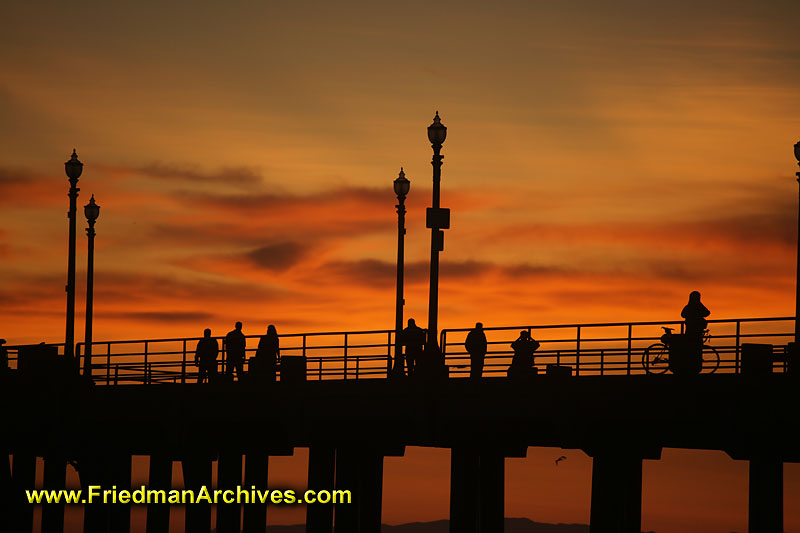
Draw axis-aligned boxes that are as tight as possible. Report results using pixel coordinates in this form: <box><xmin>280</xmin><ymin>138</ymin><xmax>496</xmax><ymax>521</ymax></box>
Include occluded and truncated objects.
<box><xmin>682</xmin><ymin>291</ymin><xmax>710</xmax><ymax>345</ymax></box>
<box><xmin>507</xmin><ymin>331</ymin><xmax>540</xmax><ymax>378</ymax></box>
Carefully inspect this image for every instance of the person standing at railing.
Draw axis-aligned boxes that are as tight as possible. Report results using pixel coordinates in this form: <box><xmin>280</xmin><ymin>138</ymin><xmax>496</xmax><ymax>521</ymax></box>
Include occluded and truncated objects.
<box><xmin>255</xmin><ymin>324</ymin><xmax>280</xmax><ymax>382</ymax></box>
<box><xmin>225</xmin><ymin>321</ymin><xmax>246</xmax><ymax>381</ymax></box>
<box><xmin>682</xmin><ymin>291</ymin><xmax>710</xmax><ymax>344</ymax></box>
<box><xmin>195</xmin><ymin>328</ymin><xmax>219</xmax><ymax>384</ymax></box>
<box><xmin>402</xmin><ymin>319</ymin><xmax>425</xmax><ymax>376</ymax></box>
<box><xmin>465</xmin><ymin>323</ymin><xmax>487</xmax><ymax>379</ymax></box>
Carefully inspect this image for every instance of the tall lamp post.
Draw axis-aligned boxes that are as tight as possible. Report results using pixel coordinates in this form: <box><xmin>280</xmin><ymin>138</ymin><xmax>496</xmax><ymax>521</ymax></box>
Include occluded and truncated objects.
<box><xmin>64</xmin><ymin>150</ymin><xmax>83</xmax><ymax>362</ymax></box>
<box><xmin>392</xmin><ymin>169</ymin><xmax>410</xmax><ymax>376</ymax></box>
<box><xmin>426</xmin><ymin>112</ymin><xmax>449</xmax><ymax>350</ymax></box>
<box><xmin>83</xmin><ymin>195</ymin><xmax>100</xmax><ymax>377</ymax></box>
<box><xmin>794</xmin><ymin>140</ymin><xmax>800</xmax><ymax>346</ymax></box>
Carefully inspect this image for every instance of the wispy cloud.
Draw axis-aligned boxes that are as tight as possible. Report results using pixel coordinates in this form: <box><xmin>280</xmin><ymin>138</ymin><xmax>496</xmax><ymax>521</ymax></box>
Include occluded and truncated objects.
<box><xmin>247</xmin><ymin>242</ymin><xmax>311</xmax><ymax>271</ymax></box>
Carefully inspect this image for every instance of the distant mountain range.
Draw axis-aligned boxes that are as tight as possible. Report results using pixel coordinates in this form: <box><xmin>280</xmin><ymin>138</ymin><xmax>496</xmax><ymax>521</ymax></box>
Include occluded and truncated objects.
<box><xmin>258</xmin><ymin>518</ymin><xmax>657</xmax><ymax>532</ymax></box>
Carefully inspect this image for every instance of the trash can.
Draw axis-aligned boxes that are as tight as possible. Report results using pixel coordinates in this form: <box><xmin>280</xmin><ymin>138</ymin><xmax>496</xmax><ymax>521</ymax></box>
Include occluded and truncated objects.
<box><xmin>17</xmin><ymin>343</ymin><xmax>60</xmax><ymax>376</ymax></box>
<box><xmin>280</xmin><ymin>356</ymin><xmax>307</xmax><ymax>383</ymax></box>
<box><xmin>740</xmin><ymin>343</ymin><xmax>773</xmax><ymax>376</ymax></box>
<box><xmin>546</xmin><ymin>364</ymin><xmax>572</xmax><ymax>378</ymax></box>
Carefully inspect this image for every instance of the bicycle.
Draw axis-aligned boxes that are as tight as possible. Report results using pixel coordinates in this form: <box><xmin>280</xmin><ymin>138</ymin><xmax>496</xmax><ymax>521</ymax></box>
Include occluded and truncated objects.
<box><xmin>642</xmin><ymin>326</ymin><xmax>720</xmax><ymax>374</ymax></box>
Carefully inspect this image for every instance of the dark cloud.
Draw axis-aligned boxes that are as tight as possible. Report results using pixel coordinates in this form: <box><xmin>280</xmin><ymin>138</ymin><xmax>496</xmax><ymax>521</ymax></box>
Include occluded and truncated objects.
<box><xmin>0</xmin><ymin>273</ymin><xmax>63</xmax><ymax>306</ymax></box>
<box><xmin>172</xmin><ymin>186</ymin><xmax>389</xmax><ymax>212</ymax></box>
<box><xmin>700</xmin><ymin>211</ymin><xmax>795</xmax><ymax>247</ymax></box>
<box><xmin>126</xmin><ymin>163</ymin><xmax>264</xmax><ymax>188</ymax></box>
<box><xmin>502</xmin><ymin>263</ymin><xmax>565</xmax><ymax>278</ymax></box>
<box><xmin>89</xmin><ymin>270</ymin><xmax>291</xmax><ymax>307</ymax></box>
<box><xmin>104</xmin><ymin>311</ymin><xmax>216</xmax><ymax>323</ymax></box>
<box><xmin>319</xmin><ymin>259</ymin><xmax>501</xmax><ymax>288</ymax></box>
<box><xmin>247</xmin><ymin>242</ymin><xmax>309</xmax><ymax>271</ymax></box>
<box><xmin>150</xmin><ymin>217</ymin><xmax>394</xmax><ymax>247</ymax></box>
<box><xmin>0</xmin><ymin>168</ymin><xmax>61</xmax><ymax>206</ymax></box>
<box><xmin>0</xmin><ymin>168</ymin><xmax>32</xmax><ymax>184</ymax></box>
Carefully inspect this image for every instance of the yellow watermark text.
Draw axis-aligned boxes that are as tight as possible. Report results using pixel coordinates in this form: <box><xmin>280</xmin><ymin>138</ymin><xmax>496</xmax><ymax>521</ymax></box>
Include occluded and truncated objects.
<box><xmin>25</xmin><ymin>486</ymin><xmax>351</xmax><ymax>505</ymax></box>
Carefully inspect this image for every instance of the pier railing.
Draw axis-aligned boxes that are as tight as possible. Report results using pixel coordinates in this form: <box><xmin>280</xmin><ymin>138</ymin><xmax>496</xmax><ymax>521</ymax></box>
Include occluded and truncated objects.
<box><xmin>4</xmin><ymin>317</ymin><xmax>794</xmax><ymax>384</ymax></box>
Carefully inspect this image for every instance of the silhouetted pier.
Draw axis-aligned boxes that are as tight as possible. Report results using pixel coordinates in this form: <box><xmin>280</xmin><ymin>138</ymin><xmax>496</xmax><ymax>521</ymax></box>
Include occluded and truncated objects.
<box><xmin>3</xmin><ymin>316</ymin><xmax>798</xmax><ymax>533</ymax></box>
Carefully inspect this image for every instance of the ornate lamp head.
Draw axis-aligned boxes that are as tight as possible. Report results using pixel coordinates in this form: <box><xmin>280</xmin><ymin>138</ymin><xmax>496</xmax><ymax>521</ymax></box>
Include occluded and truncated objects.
<box><xmin>84</xmin><ymin>195</ymin><xmax>100</xmax><ymax>222</ymax></box>
<box><xmin>65</xmin><ymin>149</ymin><xmax>83</xmax><ymax>180</ymax></box>
<box><xmin>427</xmin><ymin>111</ymin><xmax>447</xmax><ymax>146</ymax></box>
<box><xmin>393</xmin><ymin>167</ymin><xmax>410</xmax><ymax>198</ymax></box>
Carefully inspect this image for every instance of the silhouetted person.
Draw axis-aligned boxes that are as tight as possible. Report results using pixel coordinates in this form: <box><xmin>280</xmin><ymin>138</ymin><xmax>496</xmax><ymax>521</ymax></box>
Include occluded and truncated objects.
<box><xmin>225</xmin><ymin>321</ymin><xmax>246</xmax><ymax>381</ymax></box>
<box><xmin>465</xmin><ymin>323</ymin><xmax>487</xmax><ymax>378</ymax></box>
<box><xmin>682</xmin><ymin>290</ymin><xmax>710</xmax><ymax>344</ymax></box>
<box><xmin>195</xmin><ymin>328</ymin><xmax>219</xmax><ymax>384</ymax></box>
<box><xmin>508</xmin><ymin>330</ymin><xmax>540</xmax><ymax>378</ymax></box>
<box><xmin>402</xmin><ymin>319</ymin><xmax>426</xmax><ymax>376</ymax></box>
<box><xmin>255</xmin><ymin>324</ymin><xmax>280</xmax><ymax>382</ymax></box>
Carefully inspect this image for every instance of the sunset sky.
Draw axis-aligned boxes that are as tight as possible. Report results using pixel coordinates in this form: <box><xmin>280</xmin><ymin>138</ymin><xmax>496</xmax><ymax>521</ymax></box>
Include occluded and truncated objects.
<box><xmin>3</xmin><ymin>1</ymin><xmax>800</xmax><ymax>531</ymax></box>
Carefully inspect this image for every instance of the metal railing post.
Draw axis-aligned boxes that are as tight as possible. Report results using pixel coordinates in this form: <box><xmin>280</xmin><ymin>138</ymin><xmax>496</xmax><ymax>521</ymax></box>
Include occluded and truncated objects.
<box><xmin>107</xmin><ymin>343</ymin><xmax>111</xmax><ymax>384</ymax></box>
<box><xmin>76</xmin><ymin>343</ymin><xmax>82</xmax><ymax>375</ymax></box>
<box><xmin>575</xmin><ymin>326</ymin><xmax>581</xmax><ymax>376</ymax></box>
<box><xmin>144</xmin><ymin>341</ymin><xmax>149</xmax><ymax>384</ymax></box>
<box><xmin>600</xmin><ymin>350</ymin><xmax>604</xmax><ymax>376</ymax></box>
<box><xmin>182</xmin><ymin>339</ymin><xmax>187</xmax><ymax>384</ymax></box>
<box><xmin>735</xmin><ymin>320</ymin><xmax>741</xmax><ymax>374</ymax></box>
<box><xmin>343</xmin><ymin>333</ymin><xmax>348</xmax><ymax>380</ymax></box>
<box><xmin>627</xmin><ymin>324</ymin><xmax>632</xmax><ymax>375</ymax></box>
<box><xmin>385</xmin><ymin>334</ymin><xmax>392</xmax><ymax>376</ymax></box>
<box><xmin>221</xmin><ymin>337</ymin><xmax>226</xmax><ymax>377</ymax></box>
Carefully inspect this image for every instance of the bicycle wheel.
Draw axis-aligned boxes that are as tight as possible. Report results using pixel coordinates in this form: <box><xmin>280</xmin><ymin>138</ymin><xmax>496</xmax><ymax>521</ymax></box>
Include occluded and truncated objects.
<box><xmin>702</xmin><ymin>345</ymin><xmax>720</xmax><ymax>374</ymax></box>
<box><xmin>643</xmin><ymin>343</ymin><xmax>669</xmax><ymax>374</ymax></box>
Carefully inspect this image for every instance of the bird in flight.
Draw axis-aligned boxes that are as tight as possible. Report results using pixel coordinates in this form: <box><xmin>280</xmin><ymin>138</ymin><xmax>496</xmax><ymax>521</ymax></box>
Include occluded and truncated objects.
<box><xmin>555</xmin><ymin>455</ymin><xmax>567</xmax><ymax>466</ymax></box>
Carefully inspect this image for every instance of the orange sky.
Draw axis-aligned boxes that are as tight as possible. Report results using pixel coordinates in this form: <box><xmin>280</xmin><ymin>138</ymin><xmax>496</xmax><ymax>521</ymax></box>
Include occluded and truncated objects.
<box><xmin>3</xmin><ymin>1</ymin><xmax>800</xmax><ymax>530</ymax></box>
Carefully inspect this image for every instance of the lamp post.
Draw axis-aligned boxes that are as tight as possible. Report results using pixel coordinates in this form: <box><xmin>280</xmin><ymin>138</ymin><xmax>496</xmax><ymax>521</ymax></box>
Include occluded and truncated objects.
<box><xmin>426</xmin><ymin>112</ymin><xmax>449</xmax><ymax>350</ymax></box>
<box><xmin>794</xmin><ymin>140</ymin><xmax>800</xmax><ymax>345</ymax></box>
<box><xmin>392</xmin><ymin>168</ymin><xmax>410</xmax><ymax>376</ymax></box>
<box><xmin>83</xmin><ymin>195</ymin><xmax>100</xmax><ymax>377</ymax></box>
<box><xmin>64</xmin><ymin>150</ymin><xmax>83</xmax><ymax>362</ymax></box>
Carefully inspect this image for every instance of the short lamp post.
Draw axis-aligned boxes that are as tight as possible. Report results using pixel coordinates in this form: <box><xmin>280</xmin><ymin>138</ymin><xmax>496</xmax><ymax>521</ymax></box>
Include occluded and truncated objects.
<box><xmin>64</xmin><ymin>150</ymin><xmax>83</xmax><ymax>362</ymax></box>
<box><xmin>392</xmin><ymin>168</ymin><xmax>410</xmax><ymax>376</ymax></box>
<box><xmin>83</xmin><ymin>195</ymin><xmax>100</xmax><ymax>377</ymax></box>
<box><xmin>794</xmin><ymin>140</ymin><xmax>800</xmax><ymax>346</ymax></box>
<box><xmin>426</xmin><ymin>112</ymin><xmax>449</xmax><ymax>350</ymax></box>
